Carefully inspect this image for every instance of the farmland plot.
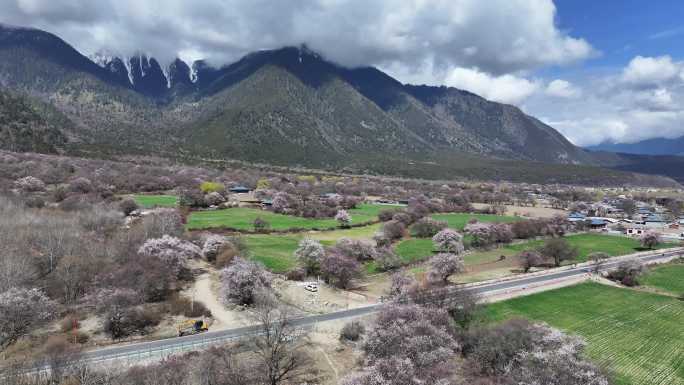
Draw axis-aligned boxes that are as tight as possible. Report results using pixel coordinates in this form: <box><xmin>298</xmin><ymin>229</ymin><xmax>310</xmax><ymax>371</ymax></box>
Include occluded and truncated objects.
<box><xmin>487</xmin><ymin>282</ymin><xmax>684</xmax><ymax>385</ymax></box>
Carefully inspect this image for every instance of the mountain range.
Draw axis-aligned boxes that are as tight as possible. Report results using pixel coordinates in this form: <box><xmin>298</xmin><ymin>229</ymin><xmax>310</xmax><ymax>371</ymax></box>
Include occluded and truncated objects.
<box><xmin>587</xmin><ymin>136</ymin><xmax>684</xmax><ymax>156</ymax></box>
<box><xmin>0</xmin><ymin>23</ymin><xmax>681</xmax><ymax>186</ymax></box>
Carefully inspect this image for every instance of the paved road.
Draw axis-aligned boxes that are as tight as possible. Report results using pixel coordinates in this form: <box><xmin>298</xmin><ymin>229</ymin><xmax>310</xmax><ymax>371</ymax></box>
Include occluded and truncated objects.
<box><xmin>30</xmin><ymin>247</ymin><xmax>684</xmax><ymax>367</ymax></box>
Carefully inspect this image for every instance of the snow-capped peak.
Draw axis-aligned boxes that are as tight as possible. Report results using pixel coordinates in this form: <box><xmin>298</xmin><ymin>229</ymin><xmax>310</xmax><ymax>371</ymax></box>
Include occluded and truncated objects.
<box><xmin>89</xmin><ymin>50</ymin><xmax>116</xmax><ymax>68</ymax></box>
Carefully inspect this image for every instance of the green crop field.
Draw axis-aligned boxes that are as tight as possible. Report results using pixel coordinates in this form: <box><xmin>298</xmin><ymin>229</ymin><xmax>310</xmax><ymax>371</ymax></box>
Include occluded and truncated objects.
<box><xmin>133</xmin><ymin>194</ymin><xmax>178</xmax><ymax>208</ymax></box>
<box><xmin>504</xmin><ymin>233</ymin><xmax>675</xmax><ymax>262</ymax></box>
<box><xmin>431</xmin><ymin>212</ymin><xmax>521</xmax><ymax>230</ymax></box>
<box><xmin>186</xmin><ymin>203</ymin><xmax>397</xmax><ymax>231</ymax></box>
<box><xmin>463</xmin><ymin>233</ymin><xmax>676</xmax><ymax>265</ymax></box>
<box><xmin>244</xmin><ymin>235</ymin><xmax>301</xmax><ymax>273</ymax></box>
<box><xmin>641</xmin><ymin>262</ymin><xmax>684</xmax><ymax>297</ymax></box>
<box><xmin>487</xmin><ymin>282</ymin><xmax>684</xmax><ymax>385</ymax></box>
<box><xmin>393</xmin><ymin>233</ymin><xmax>678</xmax><ymax>277</ymax></box>
<box><xmin>395</xmin><ymin>238</ymin><xmax>435</xmax><ymax>264</ymax></box>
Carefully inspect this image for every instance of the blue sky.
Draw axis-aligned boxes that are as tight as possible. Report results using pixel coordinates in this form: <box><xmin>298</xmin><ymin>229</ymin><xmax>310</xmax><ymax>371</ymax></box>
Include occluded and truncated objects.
<box><xmin>2</xmin><ymin>0</ymin><xmax>683</xmax><ymax>146</ymax></box>
<box><xmin>555</xmin><ymin>0</ymin><xmax>684</xmax><ymax>69</ymax></box>
<box><xmin>519</xmin><ymin>0</ymin><xmax>684</xmax><ymax>146</ymax></box>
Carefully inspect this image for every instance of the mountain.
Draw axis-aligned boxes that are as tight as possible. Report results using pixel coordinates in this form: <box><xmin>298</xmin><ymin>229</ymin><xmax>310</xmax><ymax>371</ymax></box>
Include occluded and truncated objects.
<box><xmin>587</xmin><ymin>136</ymin><xmax>684</xmax><ymax>156</ymax></box>
<box><xmin>0</xmin><ymin>88</ymin><xmax>73</xmax><ymax>153</ymax></box>
<box><xmin>0</xmin><ymin>24</ymin><xmax>680</xmax><ymax>186</ymax></box>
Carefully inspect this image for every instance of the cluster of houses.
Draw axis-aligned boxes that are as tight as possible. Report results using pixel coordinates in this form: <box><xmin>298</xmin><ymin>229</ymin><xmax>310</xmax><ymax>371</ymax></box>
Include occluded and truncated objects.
<box><xmin>566</xmin><ymin>198</ymin><xmax>684</xmax><ymax>241</ymax></box>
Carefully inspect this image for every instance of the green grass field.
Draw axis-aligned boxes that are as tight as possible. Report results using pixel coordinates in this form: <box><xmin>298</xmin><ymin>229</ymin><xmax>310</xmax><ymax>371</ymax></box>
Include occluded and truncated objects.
<box><xmin>484</xmin><ymin>233</ymin><xmax>674</xmax><ymax>264</ymax></box>
<box><xmin>187</xmin><ymin>203</ymin><xmax>397</xmax><ymax>231</ymax></box>
<box><xmin>431</xmin><ymin>212</ymin><xmax>521</xmax><ymax>230</ymax></box>
<box><xmin>487</xmin><ymin>282</ymin><xmax>684</xmax><ymax>385</ymax></box>
<box><xmin>641</xmin><ymin>262</ymin><xmax>684</xmax><ymax>297</ymax></box>
<box><xmin>243</xmin><ymin>235</ymin><xmax>301</xmax><ymax>273</ymax></box>
<box><xmin>242</xmin><ymin>223</ymin><xmax>383</xmax><ymax>272</ymax></box>
<box><xmin>132</xmin><ymin>194</ymin><xmax>178</xmax><ymax>208</ymax></box>
<box><xmin>503</xmin><ymin>233</ymin><xmax>674</xmax><ymax>262</ymax></box>
<box><xmin>394</xmin><ymin>233</ymin><xmax>678</xmax><ymax>272</ymax></box>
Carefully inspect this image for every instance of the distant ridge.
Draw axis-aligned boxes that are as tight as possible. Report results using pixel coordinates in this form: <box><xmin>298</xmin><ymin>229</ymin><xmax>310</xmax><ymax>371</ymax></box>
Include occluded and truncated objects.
<box><xmin>587</xmin><ymin>136</ymin><xmax>684</xmax><ymax>156</ymax></box>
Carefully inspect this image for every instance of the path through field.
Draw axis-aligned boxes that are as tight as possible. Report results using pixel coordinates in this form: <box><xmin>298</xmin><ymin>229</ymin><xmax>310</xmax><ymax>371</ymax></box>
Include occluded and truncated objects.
<box><xmin>189</xmin><ymin>272</ymin><xmax>249</xmax><ymax>331</ymax></box>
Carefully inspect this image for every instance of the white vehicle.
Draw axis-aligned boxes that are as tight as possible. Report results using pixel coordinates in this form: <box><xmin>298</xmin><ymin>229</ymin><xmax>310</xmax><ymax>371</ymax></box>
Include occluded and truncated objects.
<box><xmin>304</xmin><ymin>283</ymin><xmax>318</xmax><ymax>292</ymax></box>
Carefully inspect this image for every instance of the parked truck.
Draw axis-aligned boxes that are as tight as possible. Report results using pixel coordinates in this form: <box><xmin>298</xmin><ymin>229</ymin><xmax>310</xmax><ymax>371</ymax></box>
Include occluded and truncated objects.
<box><xmin>177</xmin><ymin>319</ymin><xmax>209</xmax><ymax>337</ymax></box>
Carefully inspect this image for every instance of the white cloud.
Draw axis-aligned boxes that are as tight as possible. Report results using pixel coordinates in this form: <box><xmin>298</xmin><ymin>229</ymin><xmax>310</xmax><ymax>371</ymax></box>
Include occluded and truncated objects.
<box><xmin>548</xmin><ymin>118</ymin><xmax>629</xmax><ymax>146</ymax></box>
<box><xmin>527</xmin><ymin>55</ymin><xmax>684</xmax><ymax>147</ymax></box>
<box><xmin>545</xmin><ymin>79</ymin><xmax>581</xmax><ymax>98</ymax></box>
<box><xmin>0</xmin><ymin>0</ymin><xmax>595</xmax><ymax>74</ymax></box>
<box><xmin>621</xmin><ymin>55</ymin><xmax>681</xmax><ymax>86</ymax></box>
<box><xmin>445</xmin><ymin>67</ymin><xmax>539</xmax><ymax>105</ymax></box>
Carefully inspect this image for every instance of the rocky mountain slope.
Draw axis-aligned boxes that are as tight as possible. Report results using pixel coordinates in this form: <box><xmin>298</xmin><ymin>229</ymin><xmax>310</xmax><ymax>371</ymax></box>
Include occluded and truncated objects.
<box><xmin>0</xmin><ymin>24</ymin><xmax>679</xmax><ymax>185</ymax></box>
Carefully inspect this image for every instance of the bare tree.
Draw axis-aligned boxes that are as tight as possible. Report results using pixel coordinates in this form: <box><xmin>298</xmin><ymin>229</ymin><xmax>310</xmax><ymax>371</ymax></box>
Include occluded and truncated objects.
<box><xmin>250</xmin><ymin>298</ymin><xmax>308</xmax><ymax>385</ymax></box>
<box><xmin>589</xmin><ymin>252</ymin><xmax>610</xmax><ymax>274</ymax></box>
<box><xmin>538</xmin><ymin>238</ymin><xmax>578</xmax><ymax>267</ymax></box>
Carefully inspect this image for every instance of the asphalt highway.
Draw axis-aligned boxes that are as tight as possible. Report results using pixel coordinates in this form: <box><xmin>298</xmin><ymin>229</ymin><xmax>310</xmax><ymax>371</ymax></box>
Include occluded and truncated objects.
<box><xmin>24</xmin><ymin>247</ymin><xmax>684</xmax><ymax>367</ymax></box>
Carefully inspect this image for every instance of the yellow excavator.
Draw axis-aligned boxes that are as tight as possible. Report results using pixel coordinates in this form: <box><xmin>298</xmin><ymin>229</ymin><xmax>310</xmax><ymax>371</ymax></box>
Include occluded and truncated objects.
<box><xmin>177</xmin><ymin>319</ymin><xmax>209</xmax><ymax>337</ymax></box>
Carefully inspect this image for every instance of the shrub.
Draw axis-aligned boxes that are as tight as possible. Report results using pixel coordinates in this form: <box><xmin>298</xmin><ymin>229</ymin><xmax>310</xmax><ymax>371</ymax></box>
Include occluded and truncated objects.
<box><xmin>427</xmin><ymin>253</ymin><xmax>465</xmax><ymax>284</ymax></box>
<box><xmin>320</xmin><ymin>251</ymin><xmax>361</xmax><ymax>289</ymax></box>
<box><xmin>372</xmin><ymin>231</ymin><xmax>392</xmax><ymax>248</ymax></box>
<box><xmin>202</xmin><ymin>235</ymin><xmax>227</xmax><ymax>261</ymax></box>
<box><xmin>138</xmin><ymin>235</ymin><xmax>201</xmax><ymax>277</ymax></box>
<box><xmin>0</xmin><ymin>288</ymin><xmax>57</xmax><ymax>349</ymax></box>
<box><xmin>411</xmin><ymin>217</ymin><xmax>447</xmax><ymax>238</ymax></box>
<box><xmin>340</xmin><ymin>321</ymin><xmax>365</xmax><ymax>341</ymax></box>
<box><xmin>286</xmin><ymin>268</ymin><xmax>306</xmax><ymax>281</ymax></box>
<box><xmin>253</xmin><ymin>217</ymin><xmax>270</xmax><ymax>232</ymax></box>
<box><xmin>389</xmin><ymin>272</ymin><xmax>417</xmax><ymax>299</ymax></box>
<box><xmin>432</xmin><ymin>229</ymin><xmax>465</xmax><ymax>254</ymax></box>
<box><xmin>219</xmin><ymin>258</ymin><xmax>271</xmax><ymax>306</ymax></box>
<box><xmin>382</xmin><ymin>220</ymin><xmax>406</xmax><ymax>240</ymax></box>
<box><xmin>640</xmin><ymin>230</ymin><xmax>661</xmax><ymax>249</ymax></box>
<box><xmin>335</xmin><ymin>209</ymin><xmax>352</xmax><ymax>227</ymax></box>
<box><xmin>104</xmin><ymin>307</ymin><xmax>162</xmax><ymax>340</ymax></box>
<box><xmin>204</xmin><ymin>192</ymin><xmax>225</xmax><ymax>206</ymax></box>
<box><xmin>519</xmin><ymin>250</ymin><xmax>544</xmax><ymax>273</ymax></box>
<box><xmin>52</xmin><ymin>185</ymin><xmax>68</xmax><ymax>202</ymax></box>
<box><xmin>294</xmin><ymin>238</ymin><xmax>325</xmax><ymax>274</ymax></box>
<box><xmin>373</xmin><ymin>248</ymin><xmax>401</xmax><ymax>271</ymax></box>
<box><xmin>378</xmin><ymin>209</ymin><xmax>398</xmax><ymax>222</ymax></box>
<box><xmin>391</xmin><ymin>211</ymin><xmax>412</xmax><ymax>225</ymax></box>
<box><xmin>199</xmin><ymin>181</ymin><xmax>225</xmax><ymax>194</ymax></box>
<box><xmin>607</xmin><ymin>259</ymin><xmax>645</xmax><ymax>286</ymax></box>
<box><xmin>464</xmin><ymin>319</ymin><xmax>608</xmax><ymax>384</ymax></box>
<box><xmin>14</xmin><ymin>176</ymin><xmax>45</xmax><ymax>192</ymax></box>
<box><xmin>69</xmin><ymin>177</ymin><xmax>93</xmax><ymax>194</ymax></box>
<box><xmin>119</xmin><ymin>198</ymin><xmax>139</xmax><ymax>216</ymax></box>
<box><xmin>334</xmin><ymin>238</ymin><xmax>377</xmax><ymax>262</ymax></box>
<box><xmin>178</xmin><ymin>188</ymin><xmax>205</xmax><ymax>207</ymax></box>
<box><xmin>24</xmin><ymin>196</ymin><xmax>45</xmax><ymax>208</ymax></box>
